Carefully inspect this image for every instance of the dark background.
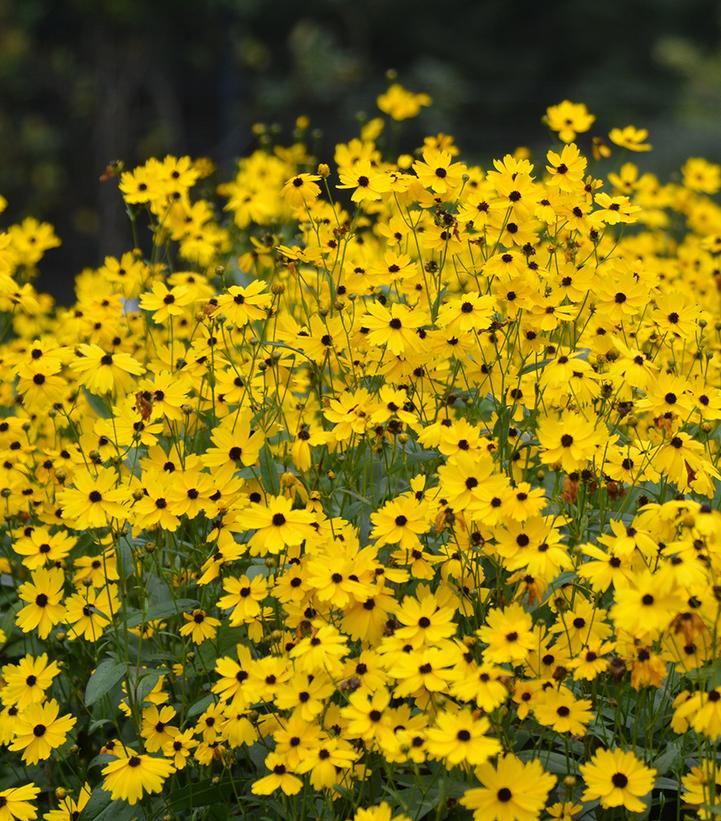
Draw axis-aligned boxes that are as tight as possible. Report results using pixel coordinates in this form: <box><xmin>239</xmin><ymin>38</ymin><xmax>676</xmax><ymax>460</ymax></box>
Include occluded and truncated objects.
<box><xmin>3</xmin><ymin>0</ymin><xmax>721</xmax><ymax>303</ymax></box>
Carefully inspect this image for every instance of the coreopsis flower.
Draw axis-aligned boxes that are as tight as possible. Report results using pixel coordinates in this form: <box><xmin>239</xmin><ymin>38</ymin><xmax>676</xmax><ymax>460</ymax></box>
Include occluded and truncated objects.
<box><xmin>591</xmin><ymin>192</ymin><xmax>641</xmax><ymax>225</ymax></box>
<box><xmin>1</xmin><ymin>653</ymin><xmax>61</xmax><ymax>709</ymax></box>
<box><xmin>16</xmin><ymin>567</ymin><xmax>66</xmax><ymax>639</ymax></box>
<box><xmin>9</xmin><ymin>699</ymin><xmax>76</xmax><ymax>764</ymax></box>
<box><xmin>290</xmin><ymin>623</ymin><xmax>348</xmax><ymax>675</ymax></box>
<box><xmin>163</xmin><ymin>729</ymin><xmax>198</xmax><ymax>770</ymax></box>
<box><xmin>394</xmin><ymin>591</ymin><xmax>457</xmax><ymax>648</ymax></box>
<box><xmin>579</xmin><ymin>748</ymin><xmax>656</xmax><ymax>812</ymax></box>
<box><xmin>478</xmin><ymin>603</ymin><xmax>535</xmax><ymax>664</ymax></box>
<box><xmin>341</xmin><ymin>686</ymin><xmax>397</xmax><ymax>748</ymax></box>
<box><xmin>537</xmin><ymin>412</ymin><xmax>599</xmax><ymax>473</ymax></box>
<box><xmin>217</xmin><ymin>575</ymin><xmax>268</xmax><ymax>625</ymax></box>
<box><xmin>57</xmin><ymin>467</ymin><xmax>130</xmax><ymax>528</ymax></box>
<box><xmin>413</xmin><ymin>147</ymin><xmax>466</xmax><ymax>196</ymax></box>
<box><xmin>203</xmin><ymin>412</ymin><xmax>265</xmax><ymax>469</ymax></box>
<box><xmin>139</xmin><ymin>281</ymin><xmax>195</xmax><ymax>323</ymax></box>
<box><xmin>251</xmin><ymin>752</ymin><xmax>302</xmax><ymax>796</ymax></box>
<box><xmin>377</xmin><ymin>83</ymin><xmax>430</xmax><ymax>121</ymax></box>
<box><xmin>682</xmin><ymin>761</ymin><xmax>721</xmax><ymax>820</ymax></box>
<box><xmin>370</xmin><ymin>496</ymin><xmax>429</xmax><ymax>550</ymax></box>
<box><xmin>211</xmin><ymin>280</ymin><xmax>272</xmax><ymax>325</ymax></box>
<box><xmin>69</xmin><ymin>343</ymin><xmax>144</xmax><ymax>394</ymax></box>
<box><xmin>545</xmin><ymin>101</ymin><xmax>595</xmax><ymax>144</ymax></box>
<box><xmin>609</xmin><ymin>126</ymin><xmax>651</xmax><ymax>152</ymax></box>
<box><xmin>12</xmin><ymin>527</ymin><xmax>75</xmax><ymax>570</ymax></box>
<box><xmin>240</xmin><ymin>494</ymin><xmax>316</xmax><ymax>555</ymax></box>
<box><xmin>0</xmin><ymin>784</ymin><xmax>40</xmax><ymax>821</ymax></box>
<box><xmin>361</xmin><ymin>300</ymin><xmax>426</xmax><ymax>355</ymax></box>
<box><xmin>64</xmin><ymin>584</ymin><xmax>119</xmax><ymax>641</ymax></box>
<box><xmin>179</xmin><ymin>609</ymin><xmax>221</xmax><ymax>644</ymax></box>
<box><xmin>141</xmin><ymin>705</ymin><xmax>179</xmax><ymax>752</ymax></box>
<box><xmin>533</xmin><ymin>686</ymin><xmax>593</xmax><ymax>735</ymax></box>
<box><xmin>460</xmin><ymin>754</ymin><xmax>556</xmax><ymax>820</ymax></box>
<box><xmin>545</xmin><ymin>143</ymin><xmax>587</xmax><ymax>194</ymax></box>
<box><xmin>611</xmin><ymin>568</ymin><xmax>684</xmax><ymax>638</ymax></box>
<box><xmin>682</xmin><ymin>157</ymin><xmax>721</xmax><ymax>194</ymax></box>
<box><xmin>101</xmin><ymin>751</ymin><xmax>175</xmax><ymax>805</ymax></box>
<box><xmin>337</xmin><ymin>161</ymin><xmax>390</xmax><ymax>204</ymax></box>
<box><xmin>281</xmin><ymin>173</ymin><xmax>321</xmax><ymax>209</ymax></box>
<box><xmin>295</xmin><ymin>734</ymin><xmax>357</xmax><ymax>790</ymax></box>
<box><xmin>425</xmin><ymin>708</ymin><xmax>501</xmax><ymax>767</ymax></box>
<box><xmin>687</xmin><ymin>688</ymin><xmax>721</xmax><ymax>740</ymax></box>
<box><xmin>43</xmin><ymin>783</ymin><xmax>91</xmax><ymax>821</ymax></box>
<box><xmin>449</xmin><ymin>660</ymin><xmax>509</xmax><ymax>711</ymax></box>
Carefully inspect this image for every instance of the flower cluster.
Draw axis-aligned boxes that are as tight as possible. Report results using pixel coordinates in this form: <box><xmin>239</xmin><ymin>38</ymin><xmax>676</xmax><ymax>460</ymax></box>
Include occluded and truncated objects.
<box><xmin>0</xmin><ymin>86</ymin><xmax>720</xmax><ymax>820</ymax></box>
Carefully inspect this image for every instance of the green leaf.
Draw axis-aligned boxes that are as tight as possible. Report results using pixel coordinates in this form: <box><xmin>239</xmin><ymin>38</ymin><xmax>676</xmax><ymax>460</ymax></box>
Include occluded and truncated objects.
<box><xmin>124</xmin><ymin>598</ymin><xmax>198</xmax><ymax>627</ymax></box>
<box><xmin>133</xmin><ymin>669</ymin><xmax>163</xmax><ymax>706</ymax></box>
<box><xmin>167</xmin><ymin>778</ymin><xmax>239</xmax><ymax>810</ymax></box>
<box><xmin>653</xmin><ymin>741</ymin><xmax>682</xmax><ymax>776</ymax></box>
<box><xmin>115</xmin><ymin>535</ymin><xmax>135</xmax><ymax>580</ymax></box>
<box><xmin>82</xmin><ymin>387</ymin><xmax>113</xmax><ymax>419</ymax></box>
<box><xmin>85</xmin><ymin>659</ymin><xmax>127</xmax><ymax>706</ymax></box>
<box><xmin>258</xmin><ymin>443</ymin><xmax>280</xmax><ymax>495</ymax></box>
<box><xmin>78</xmin><ymin>788</ymin><xmax>139</xmax><ymax>821</ymax></box>
<box><xmin>187</xmin><ymin>693</ymin><xmax>215</xmax><ymax>718</ymax></box>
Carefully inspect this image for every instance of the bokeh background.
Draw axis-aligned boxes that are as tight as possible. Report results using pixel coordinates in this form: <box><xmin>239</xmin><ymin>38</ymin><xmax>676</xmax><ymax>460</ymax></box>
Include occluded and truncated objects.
<box><xmin>3</xmin><ymin>0</ymin><xmax>721</xmax><ymax>302</ymax></box>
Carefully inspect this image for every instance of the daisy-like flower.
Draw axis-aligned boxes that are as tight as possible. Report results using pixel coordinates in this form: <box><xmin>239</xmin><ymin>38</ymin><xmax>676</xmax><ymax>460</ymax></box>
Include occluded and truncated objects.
<box><xmin>545</xmin><ymin>143</ymin><xmax>587</xmax><ymax>192</ymax></box>
<box><xmin>0</xmin><ymin>783</ymin><xmax>40</xmax><ymax>821</ymax></box>
<box><xmin>69</xmin><ymin>343</ymin><xmax>144</xmax><ymax>395</ymax></box>
<box><xmin>9</xmin><ymin>699</ymin><xmax>76</xmax><ymax>764</ymax></box>
<box><xmin>370</xmin><ymin>496</ymin><xmax>429</xmax><ymax>550</ymax></box>
<box><xmin>533</xmin><ymin>686</ymin><xmax>593</xmax><ymax>735</ymax></box>
<box><xmin>57</xmin><ymin>467</ymin><xmax>130</xmax><ymax>529</ymax></box>
<box><xmin>609</xmin><ymin>125</ymin><xmax>651</xmax><ymax>152</ymax></box>
<box><xmin>179</xmin><ymin>608</ymin><xmax>221</xmax><ymax>644</ymax></box>
<box><xmin>251</xmin><ymin>752</ymin><xmax>302</xmax><ymax>796</ymax></box>
<box><xmin>240</xmin><ymin>494</ymin><xmax>316</xmax><ymax>555</ymax></box>
<box><xmin>1</xmin><ymin>653</ymin><xmax>61</xmax><ymax>709</ymax></box>
<box><xmin>64</xmin><ymin>584</ymin><xmax>119</xmax><ymax>641</ymax></box>
<box><xmin>281</xmin><ymin>173</ymin><xmax>321</xmax><ymax>209</ymax></box>
<box><xmin>138</xmin><ymin>281</ymin><xmax>195</xmax><ymax>323</ymax></box>
<box><xmin>478</xmin><ymin>603</ymin><xmax>535</xmax><ymax>664</ymax></box>
<box><xmin>43</xmin><ymin>783</ymin><xmax>91</xmax><ymax>821</ymax></box>
<box><xmin>425</xmin><ymin>708</ymin><xmax>501</xmax><ymax>767</ymax></box>
<box><xmin>412</xmin><ymin>147</ymin><xmax>466</xmax><ymax>196</ymax></box>
<box><xmin>361</xmin><ymin>300</ymin><xmax>426</xmax><ymax>356</ymax></box>
<box><xmin>101</xmin><ymin>751</ymin><xmax>175</xmax><ymax>805</ymax></box>
<box><xmin>460</xmin><ymin>754</ymin><xmax>556</xmax><ymax>820</ymax></box>
<box><xmin>545</xmin><ymin>100</ymin><xmax>595</xmax><ymax>143</ymax></box>
<box><xmin>580</xmin><ymin>748</ymin><xmax>655</xmax><ymax>812</ymax></box>
<box><xmin>16</xmin><ymin>567</ymin><xmax>66</xmax><ymax>639</ymax></box>
<box><xmin>211</xmin><ymin>280</ymin><xmax>272</xmax><ymax>326</ymax></box>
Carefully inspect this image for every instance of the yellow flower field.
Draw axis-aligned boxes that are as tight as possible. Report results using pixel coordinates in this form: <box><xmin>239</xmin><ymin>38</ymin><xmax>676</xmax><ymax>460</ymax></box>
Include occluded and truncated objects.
<box><xmin>0</xmin><ymin>84</ymin><xmax>720</xmax><ymax>819</ymax></box>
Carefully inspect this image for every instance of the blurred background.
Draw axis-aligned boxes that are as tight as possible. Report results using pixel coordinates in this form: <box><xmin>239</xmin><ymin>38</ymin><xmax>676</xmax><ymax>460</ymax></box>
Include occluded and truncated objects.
<box><xmin>2</xmin><ymin>0</ymin><xmax>721</xmax><ymax>302</ymax></box>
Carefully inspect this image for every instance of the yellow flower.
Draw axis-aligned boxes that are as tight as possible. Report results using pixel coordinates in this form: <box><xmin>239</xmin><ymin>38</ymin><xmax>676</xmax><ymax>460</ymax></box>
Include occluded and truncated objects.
<box><xmin>682</xmin><ymin>157</ymin><xmax>721</xmax><ymax>194</ymax></box>
<box><xmin>461</xmin><ymin>754</ymin><xmax>556</xmax><ymax>820</ymax></box>
<box><xmin>101</xmin><ymin>751</ymin><xmax>175</xmax><ymax>805</ymax></box>
<box><xmin>16</xmin><ymin>567</ymin><xmax>66</xmax><ymax>639</ymax></box>
<box><xmin>1</xmin><ymin>653</ymin><xmax>61</xmax><ymax>709</ymax></box>
<box><xmin>546</xmin><ymin>100</ymin><xmax>595</xmax><ymax>143</ymax></box>
<box><xmin>377</xmin><ymin>83</ymin><xmax>430</xmax><ymax>121</ymax></box>
<box><xmin>0</xmin><ymin>783</ymin><xmax>40</xmax><ymax>821</ymax></box>
<box><xmin>9</xmin><ymin>699</ymin><xmax>76</xmax><ymax>764</ymax></box>
<box><xmin>580</xmin><ymin>748</ymin><xmax>655</xmax><ymax>813</ymax></box>
<box><xmin>281</xmin><ymin>173</ymin><xmax>322</xmax><ymax>209</ymax></box>
<box><xmin>609</xmin><ymin>125</ymin><xmax>652</xmax><ymax>152</ymax></box>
